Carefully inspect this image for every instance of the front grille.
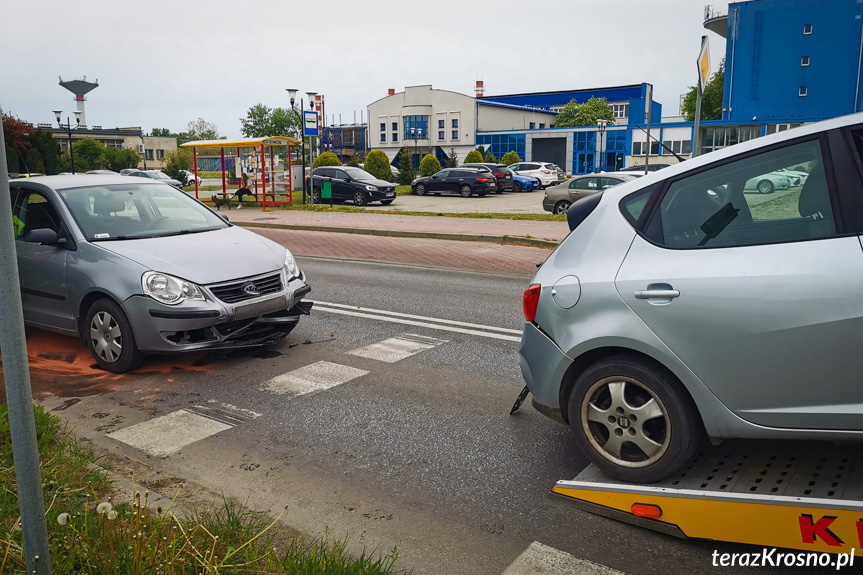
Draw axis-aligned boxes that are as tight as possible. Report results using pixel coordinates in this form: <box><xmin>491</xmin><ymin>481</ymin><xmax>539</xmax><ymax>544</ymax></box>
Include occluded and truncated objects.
<box><xmin>382</xmin><ymin>186</ymin><xmax>395</xmax><ymax>192</ymax></box>
<box><xmin>208</xmin><ymin>272</ymin><xmax>283</xmax><ymax>304</ymax></box>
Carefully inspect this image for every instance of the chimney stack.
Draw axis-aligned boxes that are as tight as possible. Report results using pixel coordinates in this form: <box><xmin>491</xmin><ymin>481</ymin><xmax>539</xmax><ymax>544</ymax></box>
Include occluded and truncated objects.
<box><xmin>475</xmin><ymin>80</ymin><xmax>484</xmax><ymax>98</ymax></box>
<box><xmin>388</xmin><ymin>88</ymin><xmax>395</xmax><ymax>96</ymax></box>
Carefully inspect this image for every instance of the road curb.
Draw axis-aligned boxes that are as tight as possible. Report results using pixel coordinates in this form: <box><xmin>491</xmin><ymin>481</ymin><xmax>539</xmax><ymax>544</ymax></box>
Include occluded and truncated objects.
<box><xmin>236</xmin><ymin>221</ymin><xmax>560</xmax><ymax>249</ymax></box>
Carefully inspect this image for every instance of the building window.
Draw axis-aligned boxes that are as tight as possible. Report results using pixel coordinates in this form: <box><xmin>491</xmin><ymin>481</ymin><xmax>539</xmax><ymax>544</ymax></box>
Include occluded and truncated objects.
<box><xmin>145</xmin><ymin>149</ymin><xmax>154</xmax><ymax>160</ymax></box>
<box><xmin>380</xmin><ymin>122</ymin><xmax>386</xmax><ymax>131</ymax></box>
<box><xmin>661</xmin><ymin>140</ymin><xmax>692</xmax><ymax>155</ymax></box>
<box><xmin>799</xmin><ymin>86</ymin><xmax>808</xmax><ymax>97</ymax></box>
<box><xmin>438</xmin><ymin>119</ymin><xmax>445</xmax><ymax>129</ymax></box>
<box><xmin>380</xmin><ymin>133</ymin><xmax>386</xmax><ymax>143</ymax></box>
<box><xmin>156</xmin><ymin>149</ymin><xmax>165</xmax><ymax>160</ymax></box>
<box><xmin>452</xmin><ymin>118</ymin><xmax>459</xmax><ymax>129</ymax></box>
<box><xmin>612</xmin><ymin>103</ymin><xmax>630</xmax><ymax>119</ymax></box>
<box><xmin>801</xmin><ymin>56</ymin><xmax>810</xmax><ymax>66</ymax></box>
<box><xmin>392</xmin><ymin>132</ymin><xmax>398</xmax><ymax>142</ymax></box>
<box><xmin>539</xmin><ymin>123</ymin><xmax>545</xmax><ymax>129</ymax></box>
<box><xmin>452</xmin><ymin>130</ymin><xmax>459</xmax><ymax>140</ymax></box>
<box><xmin>392</xmin><ymin>122</ymin><xmax>398</xmax><ymax>131</ymax></box>
<box><xmin>437</xmin><ymin>130</ymin><xmax>444</xmax><ymax>140</ymax></box>
<box><xmin>404</xmin><ymin>115</ymin><xmax>429</xmax><ymax>140</ymax></box>
<box><xmin>803</xmin><ymin>24</ymin><xmax>813</xmax><ymax>35</ymax></box>
<box><xmin>529</xmin><ymin>122</ymin><xmax>535</xmax><ymax>129</ymax></box>
<box><xmin>631</xmin><ymin>141</ymin><xmax>659</xmax><ymax>156</ymax></box>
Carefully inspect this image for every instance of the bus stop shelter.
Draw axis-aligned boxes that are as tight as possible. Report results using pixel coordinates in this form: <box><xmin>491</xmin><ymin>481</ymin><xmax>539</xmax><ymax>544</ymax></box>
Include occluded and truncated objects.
<box><xmin>182</xmin><ymin>136</ymin><xmax>302</xmax><ymax>208</ymax></box>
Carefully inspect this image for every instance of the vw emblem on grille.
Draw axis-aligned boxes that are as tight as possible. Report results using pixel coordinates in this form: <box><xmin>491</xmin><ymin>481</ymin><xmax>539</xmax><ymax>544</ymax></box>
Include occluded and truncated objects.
<box><xmin>241</xmin><ymin>282</ymin><xmax>261</xmax><ymax>296</ymax></box>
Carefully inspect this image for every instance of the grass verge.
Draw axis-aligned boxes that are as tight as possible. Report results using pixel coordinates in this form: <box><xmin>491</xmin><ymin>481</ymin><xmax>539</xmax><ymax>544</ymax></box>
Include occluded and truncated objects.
<box><xmin>0</xmin><ymin>405</ymin><xmax>407</xmax><ymax>574</ymax></box>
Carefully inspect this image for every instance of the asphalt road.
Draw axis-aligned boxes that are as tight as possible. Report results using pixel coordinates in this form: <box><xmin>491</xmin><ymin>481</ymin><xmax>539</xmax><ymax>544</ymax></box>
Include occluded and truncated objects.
<box><xmin>36</xmin><ymin>256</ymin><xmax>829</xmax><ymax>575</ymax></box>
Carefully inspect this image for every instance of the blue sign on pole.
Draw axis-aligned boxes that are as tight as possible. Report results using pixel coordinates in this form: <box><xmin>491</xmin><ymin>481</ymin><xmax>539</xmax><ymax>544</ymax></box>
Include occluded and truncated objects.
<box><xmin>303</xmin><ymin>110</ymin><xmax>319</xmax><ymax>136</ymax></box>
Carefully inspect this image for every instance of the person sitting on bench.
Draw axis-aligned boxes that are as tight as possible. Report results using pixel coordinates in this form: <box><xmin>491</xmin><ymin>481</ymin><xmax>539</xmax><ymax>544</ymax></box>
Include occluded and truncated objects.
<box><xmin>233</xmin><ymin>172</ymin><xmax>254</xmax><ymax>209</ymax></box>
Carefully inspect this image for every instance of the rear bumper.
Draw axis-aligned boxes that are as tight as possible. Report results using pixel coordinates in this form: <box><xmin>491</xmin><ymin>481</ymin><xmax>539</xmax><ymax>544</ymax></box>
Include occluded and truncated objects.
<box><xmin>124</xmin><ymin>278</ymin><xmax>311</xmax><ymax>354</ymax></box>
<box><xmin>518</xmin><ymin>322</ymin><xmax>573</xmax><ymax>422</ymax></box>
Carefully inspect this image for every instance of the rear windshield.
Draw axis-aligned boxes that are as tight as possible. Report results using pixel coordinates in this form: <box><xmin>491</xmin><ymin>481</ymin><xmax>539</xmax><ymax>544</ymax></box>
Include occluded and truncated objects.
<box><xmin>57</xmin><ymin>183</ymin><xmax>228</xmax><ymax>241</ymax></box>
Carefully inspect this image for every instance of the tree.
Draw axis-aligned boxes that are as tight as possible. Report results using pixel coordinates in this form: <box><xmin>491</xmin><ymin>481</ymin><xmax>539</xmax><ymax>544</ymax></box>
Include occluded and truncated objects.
<box><xmin>161</xmin><ymin>147</ymin><xmax>192</xmax><ymax>182</ymax></box>
<box><xmin>28</xmin><ymin>129</ymin><xmax>60</xmax><ymax>174</ymax></box>
<box><xmin>186</xmin><ymin>118</ymin><xmax>221</xmax><ymax>140</ymax></box>
<box><xmin>446</xmin><ymin>146</ymin><xmax>459</xmax><ymax>168</ymax></box>
<box><xmin>152</xmin><ymin>128</ymin><xmax>187</xmax><ymax>147</ymax></box>
<box><xmin>419</xmin><ymin>153</ymin><xmax>441</xmax><ymax>177</ymax></box>
<box><xmin>501</xmin><ymin>151</ymin><xmax>520</xmax><ymax>166</ymax></box>
<box><xmin>105</xmin><ymin>147</ymin><xmax>141</xmax><ymax>172</ymax></box>
<box><xmin>483</xmin><ymin>150</ymin><xmax>498</xmax><ymax>163</ymax></box>
<box><xmin>2</xmin><ymin>112</ymin><xmax>33</xmax><ymax>170</ymax></box>
<box><xmin>240</xmin><ymin>103</ymin><xmax>301</xmax><ymax>138</ymax></box>
<box><xmin>25</xmin><ymin>148</ymin><xmax>45</xmax><ymax>174</ymax></box>
<box><xmin>6</xmin><ymin>147</ymin><xmax>19</xmax><ymax>172</ymax></box>
<box><xmin>71</xmin><ymin>138</ymin><xmax>108</xmax><ymax>171</ymax></box>
<box><xmin>365</xmin><ymin>150</ymin><xmax>393</xmax><ymax>182</ymax></box>
<box><xmin>464</xmin><ymin>149</ymin><xmax>484</xmax><ymax>163</ymax></box>
<box><xmin>312</xmin><ymin>151</ymin><xmax>341</xmax><ymax>169</ymax></box>
<box><xmin>555</xmin><ymin>97</ymin><xmax>615</xmax><ymax>128</ymax></box>
<box><xmin>682</xmin><ymin>58</ymin><xmax>725</xmax><ymax>121</ymax></box>
<box><xmin>397</xmin><ymin>146</ymin><xmax>414</xmax><ymax>185</ymax></box>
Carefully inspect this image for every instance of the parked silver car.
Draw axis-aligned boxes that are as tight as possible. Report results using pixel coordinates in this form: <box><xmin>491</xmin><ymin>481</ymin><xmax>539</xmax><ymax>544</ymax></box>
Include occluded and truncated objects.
<box><xmin>542</xmin><ymin>174</ymin><xmax>637</xmax><ymax>214</ymax></box>
<box><xmin>9</xmin><ymin>175</ymin><xmax>310</xmax><ymax>373</ymax></box>
<box><xmin>519</xmin><ymin>112</ymin><xmax>863</xmax><ymax>482</ymax></box>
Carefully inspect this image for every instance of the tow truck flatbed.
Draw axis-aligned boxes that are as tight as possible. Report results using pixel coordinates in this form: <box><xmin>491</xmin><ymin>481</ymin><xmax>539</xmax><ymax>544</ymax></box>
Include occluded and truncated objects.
<box><xmin>553</xmin><ymin>442</ymin><xmax>863</xmax><ymax>556</ymax></box>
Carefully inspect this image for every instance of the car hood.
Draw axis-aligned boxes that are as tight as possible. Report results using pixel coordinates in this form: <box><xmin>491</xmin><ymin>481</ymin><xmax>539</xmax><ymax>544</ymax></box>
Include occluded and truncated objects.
<box><xmin>93</xmin><ymin>226</ymin><xmax>286</xmax><ymax>285</ymax></box>
<box><xmin>357</xmin><ymin>178</ymin><xmax>394</xmax><ymax>187</ymax></box>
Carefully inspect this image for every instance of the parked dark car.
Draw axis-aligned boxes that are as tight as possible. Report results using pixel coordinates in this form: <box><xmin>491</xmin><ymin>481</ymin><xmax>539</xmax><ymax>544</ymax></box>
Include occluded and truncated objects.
<box><xmin>411</xmin><ymin>168</ymin><xmax>496</xmax><ymax>197</ymax></box>
<box><xmin>462</xmin><ymin>163</ymin><xmax>514</xmax><ymax>193</ymax></box>
<box><xmin>619</xmin><ymin>163</ymin><xmax>673</xmax><ymax>173</ymax></box>
<box><xmin>308</xmin><ymin>166</ymin><xmax>396</xmax><ymax>206</ymax></box>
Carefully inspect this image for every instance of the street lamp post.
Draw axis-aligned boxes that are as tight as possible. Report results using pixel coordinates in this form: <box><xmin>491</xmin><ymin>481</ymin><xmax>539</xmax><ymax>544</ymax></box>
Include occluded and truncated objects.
<box><xmin>410</xmin><ymin>127</ymin><xmax>419</xmax><ymax>173</ymax></box>
<box><xmin>596</xmin><ymin>118</ymin><xmax>608</xmax><ymax>173</ymax></box>
<box><xmin>286</xmin><ymin>89</ymin><xmax>317</xmax><ymax>204</ymax></box>
<box><xmin>54</xmin><ymin>110</ymin><xmax>81</xmax><ymax>173</ymax></box>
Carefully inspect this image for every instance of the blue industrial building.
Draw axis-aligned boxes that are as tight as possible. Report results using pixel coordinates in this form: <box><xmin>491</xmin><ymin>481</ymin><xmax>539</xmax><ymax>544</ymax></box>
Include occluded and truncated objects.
<box><xmin>712</xmin><ymin>0</ymin><xmax>863</xmax><ymax>122</ymax></box>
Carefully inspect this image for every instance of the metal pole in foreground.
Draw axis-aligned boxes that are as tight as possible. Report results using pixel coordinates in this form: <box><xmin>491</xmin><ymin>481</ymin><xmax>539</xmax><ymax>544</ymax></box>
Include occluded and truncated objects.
<box><xmin>0</xmin><ymin>107</ymin><xmax>52</xmax><ymax>574</ymax></box>
<box><xmin>300</xmin><ymin>98</ymin><xmax>307</xmax><ymax>205</ymax></box>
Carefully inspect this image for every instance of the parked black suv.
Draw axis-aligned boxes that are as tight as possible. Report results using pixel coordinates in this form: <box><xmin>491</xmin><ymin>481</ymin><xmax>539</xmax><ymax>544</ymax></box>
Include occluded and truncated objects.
<box><xmin>411</xmin><ymin>168</ymin><xmax>497</xmax><ymax>197</ymax></box>
<box><xmin>308</xmin><ymin>166</ymin><xmax>396</xmax><ymax>206</ymax></box>
<box><xmin>462</xmin><ymin>163</ymin><xmax>514</xmax><ymax>193</ymax></box>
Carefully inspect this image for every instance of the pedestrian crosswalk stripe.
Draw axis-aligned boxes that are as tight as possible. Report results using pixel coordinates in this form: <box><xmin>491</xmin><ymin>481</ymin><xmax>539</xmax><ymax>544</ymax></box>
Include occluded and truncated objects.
<box><xmin>107</xmin><ymin>409</ymin><xmax>233</xmax><ymax>458</ymax></box>
<box><xmin>501</xmin><ymin>542</ymin><xmax>626</xmax><ymax>575</ymax></box>
<box><xmin>263</xmin><ymin>361</ymin><xmax>369</xmax><ymax>396</ymax></box>
<box><xmin>347</xmin><ymin>333</ymin><xmax>447</xmax><ymax>363</ymax></box>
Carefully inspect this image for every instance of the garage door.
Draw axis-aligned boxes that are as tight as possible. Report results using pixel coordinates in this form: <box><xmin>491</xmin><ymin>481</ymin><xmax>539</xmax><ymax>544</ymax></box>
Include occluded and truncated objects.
<box><xmin>531</xmin><ymin>138</ymin><xmax>566</xmax><ymax>170</ymax></box>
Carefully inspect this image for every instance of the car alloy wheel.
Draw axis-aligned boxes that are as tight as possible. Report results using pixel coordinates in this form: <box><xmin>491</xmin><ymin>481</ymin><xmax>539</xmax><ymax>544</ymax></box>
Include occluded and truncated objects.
<box><xmin>415</xmin><ymin>184</ymin><xmax>426</xmax><ymax>196</ymax></box>
<box><xmin>568</xmin><ymin>357</ymin><xmax>702</xmax><ymax>482</ymax></box>
<box><xmin>513</xmin><ymin>182</ymin><xmax>522</xmax><ymax>192</ymax></box>
<box><xmin>554</xmin><ymin>201</ymin><xmax>571</xmax><ymax>215</ymax></box>
<box><xmin>460</xmin><ymin>185</ymin><xmax>472</xmax><ymax>198</ymax></box>
<box><xmin>757</xmin><ymin>179</ymin><xmax>775</xmax><ymax>194</ymax></box>
<box><xmin>353</xmin><ymin>190</ymin><xmax>367</xmax><ymax>206</ymax></box>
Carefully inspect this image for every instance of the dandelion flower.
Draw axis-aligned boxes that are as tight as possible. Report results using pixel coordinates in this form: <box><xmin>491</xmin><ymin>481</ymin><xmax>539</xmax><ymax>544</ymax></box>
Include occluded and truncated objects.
<box><xmin>107</xmin><ymin>510</ymin><xmax>118</xmax><ymax>520</ymax></box>
<box><xmin>57</xmin><ymin>513</ymin><xmax>70</xmax><ymax>526</ymax></box>
<box><xmin>96</xmin><ymin>502</ymin><xmax>113</xmax><ymax>515</ymax></box>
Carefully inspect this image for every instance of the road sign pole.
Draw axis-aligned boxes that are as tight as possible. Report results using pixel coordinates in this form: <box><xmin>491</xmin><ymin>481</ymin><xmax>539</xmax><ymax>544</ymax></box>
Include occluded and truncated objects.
<box><xmin>693</xmin><ymin>85</ymin><xmax>704</xmax><ymax>158</ymax></box>
<box><xmin>693</xmin><ymin>35</ymin><xmax>710</xmax><ymax>159</ymax></box>
<box><xmin>0</xmin><ymin>106</ymin><xmax>52</xmax><ymax>574</ymax></box>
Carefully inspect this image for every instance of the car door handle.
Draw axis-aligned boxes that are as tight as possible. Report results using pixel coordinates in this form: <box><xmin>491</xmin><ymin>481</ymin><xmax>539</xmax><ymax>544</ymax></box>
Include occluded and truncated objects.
<box><xmin>634</xmin><ymin>289</ymin><xmax>680</xmax><ymax>299</ymax></box>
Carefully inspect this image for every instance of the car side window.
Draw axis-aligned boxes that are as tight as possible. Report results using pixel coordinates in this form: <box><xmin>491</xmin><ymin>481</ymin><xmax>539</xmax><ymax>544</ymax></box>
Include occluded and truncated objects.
<box><xmin>333</xmin><ymin>169</ymin><xmax>348</xmax><ymax>180</ymax></box>
<box><xmin>319</xmin><ymin>168</ymin><xmax>336</xmax><ymax>178</ymax></box>
<box><xmin>653</xmin><ymin>139</ymin><xmax>835</xmax><ymax>248</ymax></box>
<box><xmin>13</xmin><ymin>191</ymin><xmax>63</xmax><ymax>239</ymax></box>
<box><xmin>436</xmin><ymin>170</ymin><xmax>449</xmax><ymax>178</ymax></box>
<box><xmin>601</xmin><ymin>178</ymin><xmax>623</xmax><ymax>189</ymax></box>
<box><xmin>574</xmin><ymin>178</ymin><xmax>595</xmax><ymax>190</ymax></box>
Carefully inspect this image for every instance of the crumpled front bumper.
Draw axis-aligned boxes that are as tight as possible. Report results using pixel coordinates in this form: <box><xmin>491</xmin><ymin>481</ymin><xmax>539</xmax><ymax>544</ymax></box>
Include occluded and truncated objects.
<box><xmin>124</xmin><ymin>277</ymin><xmax>312</xmax><ymax>354</ymax></box>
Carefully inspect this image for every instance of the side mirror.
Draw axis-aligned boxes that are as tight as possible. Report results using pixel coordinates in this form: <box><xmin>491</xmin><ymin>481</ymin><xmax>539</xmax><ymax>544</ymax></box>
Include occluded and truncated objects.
<box><xmin>217</xmin><ymin>212</ymin><xmax>230</xmax><ymax>222</ymax></box>
<box><xmin>22</xmin><ymin>228</ymin><xmax>62</xmax><ymax>246</ymax></box>
<box><xmin>431</xmin><ymin>174</ymin><xmax>438</xmax><ymax>179</ymax></box>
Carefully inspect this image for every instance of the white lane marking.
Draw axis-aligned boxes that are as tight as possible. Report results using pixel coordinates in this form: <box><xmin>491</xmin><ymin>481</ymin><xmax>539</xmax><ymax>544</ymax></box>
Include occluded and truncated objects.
<box><xmin>263</xmin><ymin>361</ymin><xmax>369</xmax><ymax>396</ymax></box>
<box><xmin>348</xmin><ymin>333</ymin><xmax>448</xmax><ymax>363</ymax></box>
<box><xmin>107</xmin><ymin>409</ymin><xmax>233</xmax><ymax>458</ymax></box>
<box><xmin>310</xmin><ymin>300</ymin><xmax>522</xmax><ymax>335</ymax></box>
<box><xmin>313</xmin><ymin>307</ymin><xmax>522</xmax><ymax>342</ymax></box>
<box><xmin>502</xmin><ymin>542</ymin><xmax>626</xmax><ymax>575</ymax></box>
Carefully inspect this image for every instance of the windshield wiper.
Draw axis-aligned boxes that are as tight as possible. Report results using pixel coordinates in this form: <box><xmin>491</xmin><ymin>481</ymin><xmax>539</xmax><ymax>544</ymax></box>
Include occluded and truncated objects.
<box><xmin>154</xmin><ymin>227</ymin><xmax>222</xmax><ymax>237</ymax></box>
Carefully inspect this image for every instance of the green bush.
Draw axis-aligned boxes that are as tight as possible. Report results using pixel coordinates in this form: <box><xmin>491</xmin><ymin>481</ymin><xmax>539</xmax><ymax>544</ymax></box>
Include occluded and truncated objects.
<box><xmin>483</xmin><ymin>151</ymin><xmax>498</xmax><ymax>163</ymax></box>
<box><xmin>501</xmin><ymin>151</ymin><xmax>520</xmax><ymax>166</ymax></box>
<box><xmin>347</xmin><ymin>157</ymin><xmax>360</xmax><ymax>168</ymax></box>
<box><xmin>464</xmin><ymin>150</ymin><xmax>484</xmax><ymax>163</ymax></box>
<box><xmin>312</xmin><ymin>151</ymin><xmax>341</xmax><ymax>169</ymax></box>
<box><xmin>25</xmin><ymin>148</ymin><xmax>45</xmax><ymax>174</ymax></box>
<box><xmin>419</xmin><ymin>153</ymin><xmax>441</xmax><ymax>177</ymax></box>
<box><xmin>365</xmin><ymin>150</ymin><xmax>393</xmax><ymax>182</ymax></box>
<box><xmin>397</xmin><ymin>147</ymin><xmax>414</xmax><ymax>185</ymax></box>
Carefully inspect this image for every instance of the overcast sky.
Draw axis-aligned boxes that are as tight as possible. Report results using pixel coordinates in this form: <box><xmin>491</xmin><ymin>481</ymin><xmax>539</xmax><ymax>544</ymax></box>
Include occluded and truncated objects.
<box><xmin>1</xmin><ymin>0</ymin><xmax>726</xmax><ymax>138</ymax></box>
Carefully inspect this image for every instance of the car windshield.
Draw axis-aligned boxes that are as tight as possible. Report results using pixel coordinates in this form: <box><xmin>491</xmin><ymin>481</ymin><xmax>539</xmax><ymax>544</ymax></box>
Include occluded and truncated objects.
<box><xmin>57</xmin><ymin>183</ymin><xmax>228</xmax><ymax>241</ymax></box>
<box><xmin>342</xmin><ymin>167</ymin><xmax>378</xmax><ymax>181</ymax></box>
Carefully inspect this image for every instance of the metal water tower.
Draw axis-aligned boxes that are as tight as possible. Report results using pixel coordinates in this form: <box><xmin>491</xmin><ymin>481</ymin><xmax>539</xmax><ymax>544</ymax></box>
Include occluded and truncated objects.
<box><xmin>58</xmin><ymin>76</ymin><xmax>98</xmax><ymax>127</ymax></box>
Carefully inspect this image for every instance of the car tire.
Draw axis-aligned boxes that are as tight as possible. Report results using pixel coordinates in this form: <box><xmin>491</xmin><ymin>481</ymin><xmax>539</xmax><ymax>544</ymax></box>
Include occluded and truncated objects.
<box><xmin>415</xmin><ymin>184</ymin><xmax>426</xmax><ymax>196</ymax></box>
<box><xmin>353</xmin><ymin>190</ymin><xmax>367</xmax><ymax>206</ymax></box>
<box><xmin>757</xmin><ymin>179</ymin><xmax>775</xmax><ymax>194</ymax></box>
<box><xmin>496</xmin><ymin>188</ymin><xmax>503</xmax><ymax>194</ymax></box>
<box><xmin>567</xmin><ymin>356</ymin><xmax>703</xmax><ymax>483</ymax></box>
<box><xmin>513</xmin><ymin>182</ymin><xmax>523</xmax><ymax>192</ymax></box>
<box><xmin>460</xmin><ymin>185</ymin><xmax>473</xmax><ymax>198</ymax></box>
<box><xmin>380</xmin><ymin>199</ymin><xmax>394</xmax><ymax>205</ymax></box>
<box><xmin>554</xmin><ymin>201</ymin><xmax>572</xmax><ymax>215</ymax></box>
<box><xmin>85</xmin><ymin>298</ymin><xmax>144</xmax><ymax>374</ymax></box>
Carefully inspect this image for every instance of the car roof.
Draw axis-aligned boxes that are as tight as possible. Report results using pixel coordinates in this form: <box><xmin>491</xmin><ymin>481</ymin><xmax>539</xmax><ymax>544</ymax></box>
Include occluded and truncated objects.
<box><xmin>10</xmin><ymin>174</ymin><xmax>165</xmax><ymax>189</ymax></box>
